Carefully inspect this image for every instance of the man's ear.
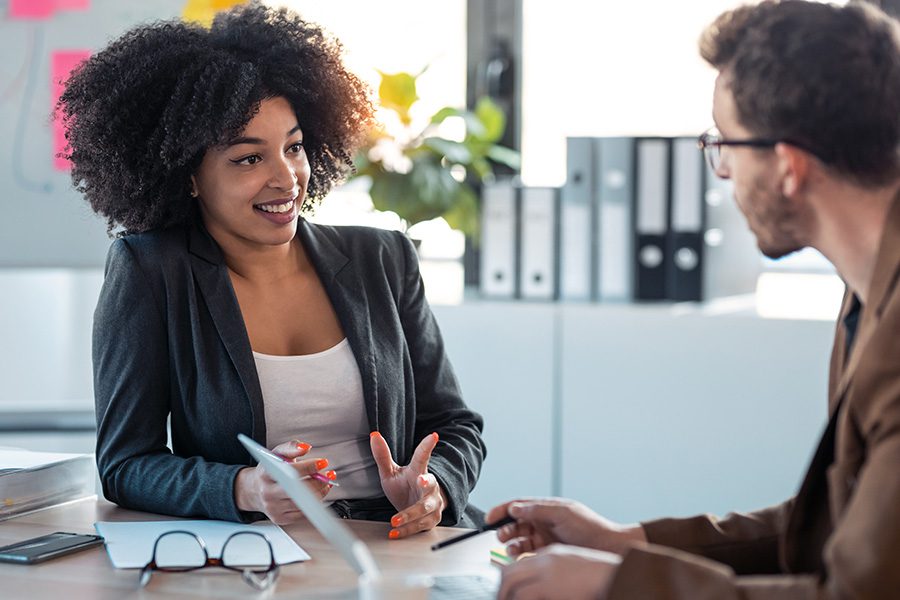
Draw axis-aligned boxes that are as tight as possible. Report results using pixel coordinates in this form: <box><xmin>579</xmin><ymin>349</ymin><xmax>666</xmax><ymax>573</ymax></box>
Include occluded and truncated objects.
<box><xmin>774</xmin><ymin>143</ymin><xmax>810</xmax><ymax>197</ymax></box>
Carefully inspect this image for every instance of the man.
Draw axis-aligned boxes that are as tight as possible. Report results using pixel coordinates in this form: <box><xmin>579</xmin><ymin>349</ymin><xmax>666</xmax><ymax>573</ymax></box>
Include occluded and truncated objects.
<box><xmin>490</xmin><ymin>1</ymin><xmax>900</xmax><ymax>598</ymax></box>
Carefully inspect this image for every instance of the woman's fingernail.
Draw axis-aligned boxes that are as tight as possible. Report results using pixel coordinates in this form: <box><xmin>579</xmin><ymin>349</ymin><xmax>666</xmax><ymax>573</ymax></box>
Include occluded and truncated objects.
<box><xmin>315</xmin><ymin>458</ymin><xmax>329</xmax><ymax>470</ymax></box>
<box><xmin>297</xmin><ymin>442</ymin><xmax>311</xmax><ymax>452</ymax></box>
<box><xmin>418</xmin><ymin>475</ymin><xmax>428</xmax><ymax>488</ymax></box>
<box><xmin>389</xmin><ymin>530</ymin><xmax>400</xmax><ymax>540</ymax></box>
<box><xmin>370</xmin><ymin>431</ymin><xmax>381</xmax><ymax>439</ymax></box>
<box><xmin>391</xmin><ymin>515</ymin><xmax>403</xmax><ymax>527</ymax></box>
<box><xmin>325</xmin><ymin>470</ymin><xmax>337</xmax><ymax>481</ymax></box>
<box><xmin>432</xmin><ymin>432</ymin><xmax>439</xmax><ymax>442</ymax></box>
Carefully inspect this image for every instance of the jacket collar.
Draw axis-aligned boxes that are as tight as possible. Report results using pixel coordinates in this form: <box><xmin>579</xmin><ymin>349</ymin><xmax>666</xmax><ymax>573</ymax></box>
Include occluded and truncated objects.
<box><xmin>187</xmin><ymin>218</ymin><xmax>379</xmax><ymax>440</ymax></box>
<box><xmin>831</xmin><ymin>191</ymin><xmax>900</xmax><ymax>404</ymax></box>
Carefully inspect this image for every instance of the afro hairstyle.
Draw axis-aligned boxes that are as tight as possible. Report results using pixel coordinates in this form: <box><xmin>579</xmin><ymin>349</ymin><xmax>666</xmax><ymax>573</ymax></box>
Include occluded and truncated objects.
<box><xmin>58</xmin><ymin>1</ymin><xmax>375</xmax><ymax>234</ymax></box>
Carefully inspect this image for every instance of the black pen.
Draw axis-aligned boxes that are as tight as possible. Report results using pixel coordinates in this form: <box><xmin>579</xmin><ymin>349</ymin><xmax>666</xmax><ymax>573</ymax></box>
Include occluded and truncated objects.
<box><xmin>431</xmin><ymin>515</ymin><xmax>516</xmax><ymax>551</ymax></box>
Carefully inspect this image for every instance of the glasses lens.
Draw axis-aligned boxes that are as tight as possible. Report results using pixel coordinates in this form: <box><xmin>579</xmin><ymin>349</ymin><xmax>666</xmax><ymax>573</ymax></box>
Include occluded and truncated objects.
<box><xmin>704</xmin><ymin>144</ymin><xmax>721</xmax><ymax>172</ymax></box>
<box><xmin>222</xmin><ymin>532</ymin><xmax>274</xmax><ymax>572</ymax></box>
<box><xmin>154</xmin><ymin>531</ymin><xmax>207</xmax><ymax>570</ymax></box>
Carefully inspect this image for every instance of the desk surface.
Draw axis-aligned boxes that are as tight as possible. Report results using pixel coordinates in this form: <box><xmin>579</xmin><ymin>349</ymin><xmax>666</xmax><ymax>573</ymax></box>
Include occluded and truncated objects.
<box><xmin>0</xmin><ymin>497</ymin><xmax>500</xmax><ymax>599</ymax></box>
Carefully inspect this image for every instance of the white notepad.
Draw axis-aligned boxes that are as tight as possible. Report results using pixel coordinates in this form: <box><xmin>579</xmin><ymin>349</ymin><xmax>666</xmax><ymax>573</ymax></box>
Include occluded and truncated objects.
<box><xmin>94</xmin><ymin>520</ymin><xmax>310</xmax><ymax>569</ymax></box>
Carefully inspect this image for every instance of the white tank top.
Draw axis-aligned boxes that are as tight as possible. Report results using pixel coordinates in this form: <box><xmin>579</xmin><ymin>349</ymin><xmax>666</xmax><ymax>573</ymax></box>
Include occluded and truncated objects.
<box><xmin>253</xmin><ymin>338</ymin><xmax>382</xmax><ymax>501</ymax></box>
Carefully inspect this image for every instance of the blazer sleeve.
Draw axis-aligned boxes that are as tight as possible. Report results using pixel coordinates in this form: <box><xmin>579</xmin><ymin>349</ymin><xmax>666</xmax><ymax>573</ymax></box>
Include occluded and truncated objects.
<box><xmin>93</xmin><ymin>239</ymin><xmax>246</xmax><ymax>522</ymax></box>
<box><xmin>640</xmin><ymin>499</ymin><xmax>794</xmax><ymax>574</ymax></box>
<box><xmin>606</xmin><ymin>543</ymin><xmax>822</xmax><ymax>600</ymax></box>
<box><xmin>612</xmin><ymin>406</ymin><xmax>900</xmax><ymax>598</ymax></box>
<box><xmin>393</xmin><ymin>232</ymin><xmax>486</xmax><ymax>525</ymax></box>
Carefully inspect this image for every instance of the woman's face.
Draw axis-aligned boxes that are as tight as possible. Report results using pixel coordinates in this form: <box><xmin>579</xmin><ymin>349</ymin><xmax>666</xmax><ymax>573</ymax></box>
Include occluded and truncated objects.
<box><xmin>192</xmin><ymin>96</ymin><xmax>311</xmax><ymax>251</ymax></box>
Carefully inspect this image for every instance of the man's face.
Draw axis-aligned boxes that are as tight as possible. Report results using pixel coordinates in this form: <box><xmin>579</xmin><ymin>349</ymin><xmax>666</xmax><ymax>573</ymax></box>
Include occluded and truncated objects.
<box><xmin>712</xmin><ymin>74</ymin><xmax>806</xmax><ymax>259</ymax></box>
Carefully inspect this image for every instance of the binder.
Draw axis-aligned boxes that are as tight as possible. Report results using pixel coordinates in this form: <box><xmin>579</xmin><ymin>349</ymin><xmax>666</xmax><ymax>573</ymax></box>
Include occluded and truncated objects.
<box><xmin>559</xmin><ymin>137</ymin><xmax>596</xmax><ymax>301</ymax></box>
<box><xmin>634</xmin><ymin>138</ymin><xmax>670</xmax><ymax>301</ymax></box>
<box><xmin>519</xmin><ymin>187</ymin><xmax>559</xmax><ymax>300</ymax></box>
<box><xmin>479</xmin><ymin>180</ymin><xmax>519</xmax><ymax>298</ymax></box>
<box><xmin>595</xmin><ymin>137</ymin><xmax>636</xmax><ymax>302</ymax></box>
<box><xmin>702</xmin><ymin>165</ymin><xmax>761</xmax><ymax>299</ymax></box>
<box><xmin>667</xmin><ymin>137</ymin><xmax>705</xmax><ymax>301</ymax></box>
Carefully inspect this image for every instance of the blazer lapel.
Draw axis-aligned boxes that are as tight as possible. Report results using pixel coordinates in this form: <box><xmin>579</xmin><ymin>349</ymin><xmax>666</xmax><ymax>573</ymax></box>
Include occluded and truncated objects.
<box><xmin>831</xmin><ymin>195</ymin><xmax>900</xmax><ymax>404</ymax></box>
<box><xmin>783</xmin><ymin>193</ymin><xmax>900</xmax><ymax>573</ymax></box>
<box><xmin>188</xmin><ymin>222</ymin><xmax>267</xmax><ymax>445</ymax></box>
<box><xmin>297</xmin><ymin>220</ymin><xmax>381</xmax><ymax>432</ymax></box>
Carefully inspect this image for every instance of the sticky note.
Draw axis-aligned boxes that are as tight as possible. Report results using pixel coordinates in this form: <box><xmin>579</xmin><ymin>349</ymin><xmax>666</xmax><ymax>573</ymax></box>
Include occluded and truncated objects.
<box><xmin>51</xmin><ymin>50</ymin><xmax>91</xmax><ymax>171</ymax></box>
<box><xmin>10</xmin><ymin>0</ymin><xmax>57</xmax><ymax>19</ymax></box>
<box><xmin>9</xmin><ymin>0</ymin><xmax>90</xmax><ymax>19</ymax></box>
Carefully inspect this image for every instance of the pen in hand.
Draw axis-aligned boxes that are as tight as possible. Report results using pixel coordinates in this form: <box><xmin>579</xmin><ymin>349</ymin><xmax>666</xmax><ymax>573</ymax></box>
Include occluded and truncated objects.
<box><xmin>273</xmin><ymin>449</ymin><xmax>340</xmax><ymax>487</ymax></box>
<box><xmin>302</xmin><ymin>472</ymin><xmax>340</xmax><ymax>487</ymax></box>
<box><xmin>431</xmin><ymin>515</ymin><xmax>515</xmax><ymax>551</ymax></box>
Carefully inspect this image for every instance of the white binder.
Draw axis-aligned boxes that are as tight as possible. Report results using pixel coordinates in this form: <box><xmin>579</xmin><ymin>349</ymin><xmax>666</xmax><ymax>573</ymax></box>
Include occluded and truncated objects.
<box><xmin>519</xmin><ymin>187</ymin><xmax>558</xmax><ymax>300</ymax></box>
<box><xmin>559</xmin><ymin>137</ymin><xmax>595</xmax><ymax>301</ymax></box>
<box><xmin>596</xmin><ymin>137</ymin><xmax>635</xmax><ymax>302</ymax></box>
<box><xmin>479</xmin><ymin>181</ymin><xmax>518</xmax><ymax>298</ymax></box>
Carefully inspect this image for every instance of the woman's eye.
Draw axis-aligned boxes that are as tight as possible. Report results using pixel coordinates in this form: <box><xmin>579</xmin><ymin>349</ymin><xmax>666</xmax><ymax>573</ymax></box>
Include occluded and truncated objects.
<box><xmin>232</xmin><ymin>154</ymin><xmax>261</xmax><ymax>166</ymax></box>
<box><xmin>288</xmin><ymin>142</ymin><xmax>304</xmax><ymax>154</ymax></box>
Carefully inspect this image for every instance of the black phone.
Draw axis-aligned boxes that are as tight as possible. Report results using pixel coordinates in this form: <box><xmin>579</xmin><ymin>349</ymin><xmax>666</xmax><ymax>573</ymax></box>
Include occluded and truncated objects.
<box><xmin>0</xmin><ymin>532</ymin><xmax>104</xmax><ymax>565</ymax></box>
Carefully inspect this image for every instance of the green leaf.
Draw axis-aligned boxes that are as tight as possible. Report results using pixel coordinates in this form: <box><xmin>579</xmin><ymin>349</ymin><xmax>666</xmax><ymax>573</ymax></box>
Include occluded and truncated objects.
<box><xmin>487</xmin><ymin>145</ymin><xmax>522</xmax><ymax>169</ymax></box>
<box><xmin>377</xmin><ymin>71</ymin><xmax>419</xmax><ymax>125</ymax></box>
<box><xmin>441</xmin><ymin>183</ymin><xmax>480</xmax><ymax>238</ymax></box>
<box><xmin>422</xmin><ymin>137</ymin><xmax>472</xmax><ymax>164</ymax></box>
<box><xmin>431</xmin><ymin>106</ymin><xmax>487</xmax><ymax>139</ymax></box>
<box><xmin>470</xmin><ymin>157</ymin><xmax>493</xmax><ymax>180</ymax></box>
<box><xmin>474</xmin><ymin>97</ymin><xmax>506</xmax><ymax>143</ymax></box>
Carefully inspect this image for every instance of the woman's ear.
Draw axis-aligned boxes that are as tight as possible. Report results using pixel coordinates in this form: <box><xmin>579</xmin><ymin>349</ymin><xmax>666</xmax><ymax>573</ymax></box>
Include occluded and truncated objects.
<box><xmin>189</xmin><ymin>175</ymin><xmax>199</xmax><ymax>198</ymax></box>
<box><xmin>774</xmin><ymin>142</ymin><xmax>809</xmax><ymax>198</ymax></box>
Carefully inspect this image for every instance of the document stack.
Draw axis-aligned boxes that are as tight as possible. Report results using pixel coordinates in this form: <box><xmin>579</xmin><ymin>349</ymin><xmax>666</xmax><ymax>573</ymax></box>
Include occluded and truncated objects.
<box><xmin>0</xmin><ymin>448</ymin><xmax>95</xmax><ymax>521</ymax></box>
<box><xmin>478</xmin><ymin>136</ymin><xmax>759</xmax><ymax>303</ymax></box>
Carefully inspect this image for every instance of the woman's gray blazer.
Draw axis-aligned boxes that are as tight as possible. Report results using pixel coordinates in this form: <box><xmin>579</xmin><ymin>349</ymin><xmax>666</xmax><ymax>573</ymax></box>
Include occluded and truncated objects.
<box><xmin>93</xmin><ymin>218</ymin><xmax>485</xmax><ymax>525</ymax></box>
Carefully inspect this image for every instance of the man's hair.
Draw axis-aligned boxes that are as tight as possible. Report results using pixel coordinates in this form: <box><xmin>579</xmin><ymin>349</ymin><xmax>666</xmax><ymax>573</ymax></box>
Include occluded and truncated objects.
<box><xmin>58</xmin><ymin>1</ymin><xmax>374</xmax><ymax>234</ymax></box>
<box><xmin>700</xmin><ymin>0</ymin><xmax>900</xmax><ymax>186</ymax></box>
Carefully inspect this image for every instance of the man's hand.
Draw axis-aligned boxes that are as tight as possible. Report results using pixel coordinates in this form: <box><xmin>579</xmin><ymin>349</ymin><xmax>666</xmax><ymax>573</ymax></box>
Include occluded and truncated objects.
<box><xmin>498</xmin><ymin>544</ymin><xmax>621</xmax><ymax>600</ymax></box>
<box><xmin>486</xmin><ymin>497</ymin><xmax>646</xmax><ymax>556</ymax></box>
<box><xmin>370</xmin><ymin>431</ymin><xmax>446</xmax><ymax>539</ymax></box>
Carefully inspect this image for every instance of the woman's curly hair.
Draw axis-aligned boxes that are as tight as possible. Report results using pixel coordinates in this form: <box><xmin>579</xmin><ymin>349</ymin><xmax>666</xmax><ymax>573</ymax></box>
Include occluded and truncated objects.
<box><xmin>58</xmin><ymin>1</ymin><xmax>374</xmax><ymax>234</ymax></box>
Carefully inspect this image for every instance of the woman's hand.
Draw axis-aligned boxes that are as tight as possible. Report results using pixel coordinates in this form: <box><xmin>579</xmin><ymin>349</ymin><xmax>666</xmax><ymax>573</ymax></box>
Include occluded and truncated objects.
<box><xmin>486</xmin><ymin>498</ymin><xmax>646</xmax><ymax>557</ymax></box>
<box><xmin>370</xmin><ymin>431</ymin><xmax>447</xmax><ymax>539</ymax></box>
<box><xmin>234</xmin><ymin>439</ymin><xmax>335</xmax><ymax>525</ymax></box>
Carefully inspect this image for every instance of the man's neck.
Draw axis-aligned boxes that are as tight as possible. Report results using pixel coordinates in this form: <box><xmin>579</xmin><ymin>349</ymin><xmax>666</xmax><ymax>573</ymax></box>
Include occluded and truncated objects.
<box><xmin>811</xmin><ymin>178</ymin><xmax>900</xmax><ymax>305</ymax></box>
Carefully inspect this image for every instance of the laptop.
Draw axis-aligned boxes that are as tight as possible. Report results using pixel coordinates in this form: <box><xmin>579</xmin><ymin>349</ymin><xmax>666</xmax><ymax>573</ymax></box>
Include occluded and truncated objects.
<box><xmin>237</xmin><ymin>434</ymin><xmax>498</xmax><ymax>599</ymax></box>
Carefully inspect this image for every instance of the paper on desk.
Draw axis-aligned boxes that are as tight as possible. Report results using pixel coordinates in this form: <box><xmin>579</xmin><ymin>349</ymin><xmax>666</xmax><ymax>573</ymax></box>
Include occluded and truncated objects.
<box><xmin>95</xmin><ymin>520</ymin><xmax>310</xmax><ymax>569</ymax></box>
<box><xmin>0</xmin><ymin>448</ymin><xmax>90</xmax><ymax>473</ymax></box>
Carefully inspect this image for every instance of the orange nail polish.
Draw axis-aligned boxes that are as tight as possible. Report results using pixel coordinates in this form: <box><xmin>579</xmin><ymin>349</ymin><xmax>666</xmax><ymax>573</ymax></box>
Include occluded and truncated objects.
<box><xmin>326</xmin><ymin>470</ymin><xmax>337</xmax><ymax>481</ymax></box>
<box><xmin>432</xmin><ymin>432</ymin><xmax>439</xmax><ymax>442</ymax></box>
<box><xmin>418</xmin><ymin>475</ymin><xmax>428</xmax><ymax>488</ymax></box>
<box><xmin>315</xmin><ymin>458</ymin><xmax>329</xmax><ymax>470</ymax></box>
<box><xmin>391</xmin><ymin>515</ymin><xmax>403</xmax><ymax>527</ymax></box>
<box><xmin>370</xmin><ymin>431</ymin><xmax>381</xmax><ymax>439</ymax></box>
<box><xmin>389</xmin><ymin>530</ymin><xmax>400</xmax><ymax>539</ymax></box>
<box><xmin>297</xmin><ymin>442</ymin><xmax>311</xmax><ymax>452</ymax></box>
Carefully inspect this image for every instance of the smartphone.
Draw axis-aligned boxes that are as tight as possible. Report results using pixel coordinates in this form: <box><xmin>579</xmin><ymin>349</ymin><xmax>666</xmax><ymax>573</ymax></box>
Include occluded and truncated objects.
<box><xmin>0</xmin><ymin>532</ymin><xmax>104</xmax><ymax>565</ymax></box>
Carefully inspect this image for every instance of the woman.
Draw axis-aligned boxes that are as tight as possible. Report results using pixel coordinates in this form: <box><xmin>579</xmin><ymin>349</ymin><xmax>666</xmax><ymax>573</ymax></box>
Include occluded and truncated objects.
<box><xmin>59</xmin><ymin>2</ymin><xmax>485</xmax><ymax>537</ymax></box>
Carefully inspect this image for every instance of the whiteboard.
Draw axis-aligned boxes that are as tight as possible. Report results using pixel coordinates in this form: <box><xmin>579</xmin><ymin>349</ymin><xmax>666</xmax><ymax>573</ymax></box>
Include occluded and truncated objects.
<box><xmin>0</xmin><ymin>0</ymin><xmax>185</xmax><ymax>267</ymax></box>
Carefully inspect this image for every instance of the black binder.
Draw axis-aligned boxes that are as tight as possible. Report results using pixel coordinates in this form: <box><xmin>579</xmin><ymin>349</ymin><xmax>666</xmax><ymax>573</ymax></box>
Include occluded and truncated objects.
<box><xmin>634</xmin><ymin>138</ymin><xmax>670</xmax><ymax>301</ymax></box>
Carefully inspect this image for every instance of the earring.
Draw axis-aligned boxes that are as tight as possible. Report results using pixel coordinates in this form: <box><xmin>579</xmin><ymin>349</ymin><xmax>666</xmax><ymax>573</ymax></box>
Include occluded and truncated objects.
<box><xmin>190</xmin><ymin>189</ymin><xmax>198</xmax><ymax>198</ymax></box>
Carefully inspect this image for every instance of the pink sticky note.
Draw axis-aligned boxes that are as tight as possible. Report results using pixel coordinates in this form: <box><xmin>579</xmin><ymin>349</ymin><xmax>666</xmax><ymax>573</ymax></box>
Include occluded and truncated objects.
<box><xmin>52</xmin><ymin>50</ymin><xmax>91</xmax><ymax>171</ymax></box>
<box><xmin>10</xmin><ymin>0</ymin><xmax>91</xmax><ymax>19</ymax></box>
<box><xmin>10</xmin><ymin>0</ymin><xmax>57</xmax><ymax>19</ymax></box>
<box><xmin>55</xmin><ymin>0</ymin><xmax>91</xmax><ymax>10</ymax></box>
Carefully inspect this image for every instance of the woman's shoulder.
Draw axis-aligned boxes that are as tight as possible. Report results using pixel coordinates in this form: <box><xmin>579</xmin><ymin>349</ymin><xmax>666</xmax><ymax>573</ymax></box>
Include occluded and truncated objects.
<box><xmin>105</xmin><ymin>226</ymin><xmax>193</xmax><ymax>274</ymax></box>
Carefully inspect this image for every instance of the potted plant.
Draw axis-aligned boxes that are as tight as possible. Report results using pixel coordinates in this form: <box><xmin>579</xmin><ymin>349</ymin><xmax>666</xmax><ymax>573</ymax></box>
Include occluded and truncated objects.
<box><xmin>351</xmin><ymin>69</ymin><xmax>520</xmax><ymax>241</ymax></box>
